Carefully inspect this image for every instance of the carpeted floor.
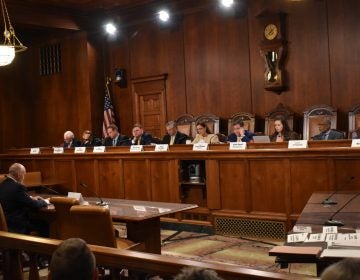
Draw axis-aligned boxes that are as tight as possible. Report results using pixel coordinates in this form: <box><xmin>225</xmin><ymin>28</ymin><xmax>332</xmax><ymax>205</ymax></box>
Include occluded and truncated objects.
<box><xmin>160</xmin><ymin>230</ymin><xmax>317</xmax><ymax>277</ymax></box>
<box><xmin>16</xmin><ymin>229</ymin><xmax>317</xmax><ymax>279</ymax></box>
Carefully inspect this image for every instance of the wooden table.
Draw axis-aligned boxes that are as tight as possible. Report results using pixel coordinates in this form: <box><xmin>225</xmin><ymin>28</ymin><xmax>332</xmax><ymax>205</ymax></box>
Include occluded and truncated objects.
<box><xmin>269</xmin><ymin>191</ymin><xmax>360</xmax><ymax>276</ymax></box>
<box><xmin>46</xmin><ymin>197</ymin><xmax>197</xmax><ymax>254</ymax></box>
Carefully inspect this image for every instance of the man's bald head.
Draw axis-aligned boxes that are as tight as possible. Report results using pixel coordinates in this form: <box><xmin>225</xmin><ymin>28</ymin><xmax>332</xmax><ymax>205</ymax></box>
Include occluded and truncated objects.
<box><xmin>8</xmin><ymin>163</ymin><xmax>26</xmax><ymax>183</ymax></box>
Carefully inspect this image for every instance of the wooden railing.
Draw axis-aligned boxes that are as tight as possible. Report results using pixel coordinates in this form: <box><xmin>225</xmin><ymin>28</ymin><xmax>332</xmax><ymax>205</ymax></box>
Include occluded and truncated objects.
<box><xmin>0</xmin><ymin>231</ymin><xmax>317</xmax><ymax>280</ymax></box>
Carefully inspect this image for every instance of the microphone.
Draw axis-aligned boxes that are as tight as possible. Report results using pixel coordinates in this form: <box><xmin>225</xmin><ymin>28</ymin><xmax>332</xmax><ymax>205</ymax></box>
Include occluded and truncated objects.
<box><xmin>322</xmin><ymin>176</ymin><xmax>355</xmax><ymax>205</ymax></box>
<box><xmin>324</xmin><ymin>191</ymin><xmax>360</xmax><ymax>227</ymax></box>
<box><xmin>79</xmin><ymin>182</ymin><xmax>108</xmax><ymax>206</ymax></box>
<box><xmin>41</xmin><ymin>186</ymin><xmax>62</xmax><ymax>196</ymax></box>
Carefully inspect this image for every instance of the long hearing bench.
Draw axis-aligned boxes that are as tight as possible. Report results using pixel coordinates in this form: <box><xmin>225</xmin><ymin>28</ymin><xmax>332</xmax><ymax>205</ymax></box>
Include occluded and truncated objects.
<box><xmin>0</xmin><ymin>231</ymin><xmax>316</xmax><ymax>280</ymax></box>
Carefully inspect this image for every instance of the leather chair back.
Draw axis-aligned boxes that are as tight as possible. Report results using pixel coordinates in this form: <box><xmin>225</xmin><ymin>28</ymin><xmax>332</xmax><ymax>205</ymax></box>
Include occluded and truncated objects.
<box><xmin>49</xmin><ymin>197</ymin><xmax>79</xmax><ymax>239</ymax></box>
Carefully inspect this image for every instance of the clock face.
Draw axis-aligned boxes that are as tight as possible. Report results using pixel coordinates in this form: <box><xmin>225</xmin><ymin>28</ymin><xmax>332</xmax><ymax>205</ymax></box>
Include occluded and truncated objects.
<box><xmin>264</xmin><ymin>24</ymin><xmax>278</xmax><ymax>40</ymax></box>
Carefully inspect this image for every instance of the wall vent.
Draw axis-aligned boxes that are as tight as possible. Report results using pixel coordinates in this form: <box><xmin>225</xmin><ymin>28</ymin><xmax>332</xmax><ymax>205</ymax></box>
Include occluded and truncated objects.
<box><xmin>39</xmin><ymin>43</ymin><xmax>61</xmax><ymax>76</ymax></box>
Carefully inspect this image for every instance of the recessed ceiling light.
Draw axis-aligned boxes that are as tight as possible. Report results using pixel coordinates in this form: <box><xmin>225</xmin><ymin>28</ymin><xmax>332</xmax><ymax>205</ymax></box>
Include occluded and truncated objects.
<box><xmin>220</xmin><ymin>0</ymin><xmax>234</xmax><ymax>8</ymax></box>
<box><xmin>105</xmin><ymin>23</ymin><xmax>117</xmax><ymax>35</ymax></box>
<box><xmin>158</xmin><ymin>10</ymin><xmax>170</xmax><ymax>22</ymax></box>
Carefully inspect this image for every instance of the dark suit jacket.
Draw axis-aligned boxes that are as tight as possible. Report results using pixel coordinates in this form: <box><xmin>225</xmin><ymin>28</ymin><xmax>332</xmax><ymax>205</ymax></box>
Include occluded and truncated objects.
<box><xmin>0</xmin><ymin>177</ymin><xmax>47</xmax><ymax>234</ymax></box>
<box><xmin>131</xmin><ymin>132</ymin><xmax>153</xmax><ymax>145</ymax></box>
<box><xmin>104</xmin><ymin>134</ymin><xmax>130</xmax><ymax>146</ymax></box>
<box><xmin>62</xmin><ymin>138</ymin><xmax>81</xmax><ymax>148</ymax></box>
<box><xmin>162</xmin><ymin>131</ymin><xmax>190</xmax><ymax>145</ymax></box>
<box><xmin>227</xmin><ymin>130</ymin><xmax>254</xmax><ymax>143</ymax></box>
<box><xmin>313</xmin><ymin>129</ymin><xmax>344</xmax><ymax>140</ymax></box>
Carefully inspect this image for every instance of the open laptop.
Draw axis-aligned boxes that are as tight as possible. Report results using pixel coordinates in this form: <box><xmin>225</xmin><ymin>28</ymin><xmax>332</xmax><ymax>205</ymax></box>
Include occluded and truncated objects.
<box><xmin>253</xmin><ymin>135</ymin><xmax>271</xmax><ymax>143</ymax></box>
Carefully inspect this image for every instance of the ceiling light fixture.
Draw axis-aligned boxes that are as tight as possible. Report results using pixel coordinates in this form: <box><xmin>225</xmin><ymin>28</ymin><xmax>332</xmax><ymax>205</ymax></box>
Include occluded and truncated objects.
<box><xmin>158</xmin><ymin>10</ymin><xmax>170</xmax><ymax>22</ymax></box>
<box><xmin>105</xmin><ymin>23</ymin><xmax>117</xmax><ymax>35</ymax></box>
<box><xmin>220</xmin><ymin>0</ymin><xmax>235</xmax><ymax>8</ymax></box>
<box><xmin>0</xmin><ymin>0</ymin><xmax>27</xmax><ymax>66</ymax></box>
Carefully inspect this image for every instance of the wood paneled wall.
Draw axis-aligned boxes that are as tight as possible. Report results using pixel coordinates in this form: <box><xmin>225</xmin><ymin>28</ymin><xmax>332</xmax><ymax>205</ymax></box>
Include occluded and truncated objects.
<box><xmin>109</xmin><ymin>0</ymin><xmax>360</xmax><ymax>136</ymax></box>
<box><xmin>1</xmin><ymin>0</ymin><xmax>360</xmax><ymax>150</ymax></box>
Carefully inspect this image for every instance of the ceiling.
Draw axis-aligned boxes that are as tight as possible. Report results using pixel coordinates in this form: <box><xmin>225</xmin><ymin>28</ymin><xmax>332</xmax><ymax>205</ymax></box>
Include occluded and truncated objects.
<box><xmin>7</xmin><ymin>0</ymin><xmax>158</xmax><ymax>12</ymax></box>
<box><xmin>5</xmin><ymin>0</ymin><xmax>215</xmax><ymax>31</ymax></box>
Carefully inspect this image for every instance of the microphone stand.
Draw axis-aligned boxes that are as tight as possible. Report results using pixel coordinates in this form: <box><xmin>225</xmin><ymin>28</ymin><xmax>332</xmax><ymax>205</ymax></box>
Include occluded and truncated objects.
<box><xmin>322</xmin><ymin>176</ymin><xmax>355</xmax><ymax>205</ymax></box>
<box><xmin>324</xmin><ymin>192</ymin><xmax>360</xmax><ymax>227</ymax></box>
<box><xmin>79</xmin><ymin>183</ymin><xmax>109</xmax><ymax>206</ymax></box>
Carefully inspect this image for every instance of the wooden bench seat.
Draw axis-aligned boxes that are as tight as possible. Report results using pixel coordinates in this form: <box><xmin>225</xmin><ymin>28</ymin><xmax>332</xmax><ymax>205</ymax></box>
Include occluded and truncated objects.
<box><xmin>0</xmin><ymin>231</ymin><xmax>317</xmax><ymax>280</ymax></box>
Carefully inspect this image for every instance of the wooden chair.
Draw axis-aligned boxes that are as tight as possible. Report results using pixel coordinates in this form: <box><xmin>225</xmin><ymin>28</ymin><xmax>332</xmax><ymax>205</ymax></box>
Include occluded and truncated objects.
<box><xmin>175</xmin><ymin>114</ymin><xmax>195</xmax><ymax>138</ymax></box>
<box><xmin>69</xmin><ymin>205</ymin><xmax>138</xmax><ymax>250</ymax></box>
<box><xmin>195</xmin><ymin>113</ymin><xmax>220</xmax><ymax>135</ymax></box>
<box><xmin>264</xmin><ymin>103</ymin><xmax>297</xmax><ymax>136</ymax></box>
<box><xmin>49</xmin><ymin>197</ymin><xmax>79</xmax><ymax>239</ymax></box>
<box><xmin>348</xmin><ymin>104</ymin><xmax>360</xmax><ymax>136</ymax></box>
<box><xmin>227</xmin><ymin>112</ymin><xmax>255</xmax><ymax>135</ymax></box>
<box><xmin>303</xmin><ymin>104</ymin><xmax>337</xmax><ymax>140</ymax></box>
<box><xmin>0</xmin><ymin>204</ymin><xmax>36</xmax><ymax>280</ymax></box>
<box><xmin>349</xmin><ymin>128</ymin><xmax>360</xmax><ymax>139</ymax></box>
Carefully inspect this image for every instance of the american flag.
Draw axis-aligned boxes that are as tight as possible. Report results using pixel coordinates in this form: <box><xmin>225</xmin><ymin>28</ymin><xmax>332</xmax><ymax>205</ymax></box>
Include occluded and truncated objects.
<box><xmin>102</xmin><ymin>79</ymin><xmax>117</xmax><ymax>137</ymax></box>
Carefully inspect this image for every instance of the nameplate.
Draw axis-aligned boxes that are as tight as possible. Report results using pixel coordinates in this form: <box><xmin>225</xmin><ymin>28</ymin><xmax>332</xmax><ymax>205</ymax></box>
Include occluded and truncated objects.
<box><xmin>288</xmin><ymin>140</ymin><xmax>308</xmax><ymax>149</ymax></box>
<box><xmin>229</xmin><ymin>142</ymin><xmax>247</xmax><ymax>150</ymax></box>
<box><xmin>93</xmin><ymin>146</ymin><xmax>105</xmax><ymax>153</ymax></box>
<box><xmin>323</xmin><ymin>226</ymin><xmax>338</xmax><ymax>234</ymax></box>
<box><xmin>130</xmin><ymin>145</ymin><xmax>143</xmax><ymax>152</ymax></box>
<box><xmin>287</xmin><ymin>233</ymin><xmax>308</xmax><ymax>243</ymax></box>
<box><xmin>53</xmin><ymin>147</ymin><xmax>64</xmax><ymax>154</ymax></box>
<box><xmin>193</xmin><ymin>143</ymin><xmax>208</xmax><ymax>151</ymax></box>
<box><xmin>293</xmin><ymin>225</ymin><xmax>312</xmax><ymax>233</ymax></box>
<box><xmin>74</xmin><ymin>147</ymin><xmax>86</xmax><ymax>153</ymax></box>
<box><xmin>68</xmin><ymin>192</ymin><xmax>85</xmax><ymax>205</ymax></box>
<box><xmin>30</xmin><ymin>148</ymin><xmax>40</xmax><ymax>154</ymax></box>
<box><xmin>305</xmin><ymin>233</ymin><xmax>326</xmax><ymax>242</ymax></box>
<box><xmin>155</xmin><ymin>144</ymin><xmax>169</xmax><ymax>152</ymax></box>
<box><xmin>351</xmin><ymin>139</ymin><xmax>360</xmax><ymax>148</ymax></box>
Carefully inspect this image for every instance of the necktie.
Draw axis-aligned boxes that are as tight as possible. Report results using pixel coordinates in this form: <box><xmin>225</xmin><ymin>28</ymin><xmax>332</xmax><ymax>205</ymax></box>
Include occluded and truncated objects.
<box><xmin>170</xmin><ymin>136</ymin><xmax>175</xmax><ymax>145</ymax></box>
<box><xmin>113</xmin><ymin>139</ymin><xmax>116</xmax><ymax>146</ymax></box>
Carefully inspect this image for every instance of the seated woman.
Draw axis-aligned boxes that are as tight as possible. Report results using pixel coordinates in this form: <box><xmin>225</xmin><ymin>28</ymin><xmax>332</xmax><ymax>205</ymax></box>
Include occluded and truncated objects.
<box><xmin>192</xmin><ymin>122</ymin><xmax>220</xmax><ymax>144</ymax></box>
<box><xmin>270</xmin><ymin>117</ymin><xmax>300</xmax><ymax>142</ymax></box>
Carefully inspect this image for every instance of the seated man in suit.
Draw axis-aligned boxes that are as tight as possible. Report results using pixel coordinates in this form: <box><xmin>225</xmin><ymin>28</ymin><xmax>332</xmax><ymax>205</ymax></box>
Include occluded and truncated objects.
<box><xmin>0</xmin><ymin>163</ymin><xmax>48</xmax><ymax>235</ymax></box>
<box><xmin>62</xmin><ymin>131</ymin><xmax>81</xmax><ymax>148</ymax></box>
<box><xmin>227</xmin><ymin>120</ymin><xmax>254</xmax><ymax>143</ymax></box>
<box><xmin>49</xmin><ymin>238</ymin><xmax>98</xmax><ymax>280</ymax></box>
<box><xmin>162</xmin><ymin>121</ymin><xmax>190</xmax><ymax>145</ymax></box>
<box><xmin>312</xmin><ymin>119</ymin><xmax>344</xmax><ymax>140</ymax></box>
<box><xmin>104</xmin><ymin>124</ymin><xmax>130</xmax><ymax>146</ymax></box>
<box><xmin>130</xmin><ymin>123</ymin><xmax>152</xmax><ymax>145</ymax></box>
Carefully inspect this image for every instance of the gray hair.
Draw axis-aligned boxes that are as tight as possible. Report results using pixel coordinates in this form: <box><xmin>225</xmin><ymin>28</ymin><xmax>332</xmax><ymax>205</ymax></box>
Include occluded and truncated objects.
<box><xmin>166</xmin><ymin>121</ymin><xmax>177</xmax><ymax>129</ymax></box>
<box><xmin>64</xmin><ymin>131</ymin><xmax>75</xmax><ymax>139</ymax></box>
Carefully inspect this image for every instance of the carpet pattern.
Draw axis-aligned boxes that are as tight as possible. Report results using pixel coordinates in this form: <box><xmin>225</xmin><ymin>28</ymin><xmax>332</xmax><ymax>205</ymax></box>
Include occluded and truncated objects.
<box><xmin>161</xmin><ymin>230</ymin><xmax>317</xmax><ymax>277</ymax></box>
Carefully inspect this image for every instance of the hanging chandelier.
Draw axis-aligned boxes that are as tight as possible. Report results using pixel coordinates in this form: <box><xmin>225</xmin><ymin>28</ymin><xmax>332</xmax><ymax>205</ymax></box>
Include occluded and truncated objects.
<box><xmin>0</xmin><ymin>0</ymin><xmax>27</xmax><ymax>66</ymax></box>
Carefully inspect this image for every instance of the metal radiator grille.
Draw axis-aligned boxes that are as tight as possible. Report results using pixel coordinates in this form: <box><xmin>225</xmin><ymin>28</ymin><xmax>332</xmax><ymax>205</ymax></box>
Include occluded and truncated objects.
<box><xmin>215</xmin><ymin>217</ymin><xmax>285</xmax><ymax>240</ymax></box>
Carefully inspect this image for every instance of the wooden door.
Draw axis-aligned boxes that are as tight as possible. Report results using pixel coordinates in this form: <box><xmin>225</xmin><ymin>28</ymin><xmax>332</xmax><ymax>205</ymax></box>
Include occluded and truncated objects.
<box><xmin>131</xmin><ymin>74</ymin><xmax>167</xmax><ymax>138</ymax></box>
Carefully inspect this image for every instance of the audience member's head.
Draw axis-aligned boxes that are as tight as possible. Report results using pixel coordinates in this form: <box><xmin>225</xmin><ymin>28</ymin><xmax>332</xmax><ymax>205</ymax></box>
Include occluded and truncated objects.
<box><xmin>321</xmin><ymin>258</ymin><xmax>360</xmax><ymax>280</ymax></box>
<box><xmin>132</xmin><ymin>123</ymin><xmax>144</xmax><ymax>138</ymax></box>
<box><xmin>8</xmin><ymin>163</ymin><xmax>26</xmax><ymax>184</ymax></box>
<box><xmin>166</xmin><ymin>121</ymin><xmax>178</xmax><ymax>136</ymax></box>
<box><xmin>49</xmin><ymin>238</ymin><xmax>98</xmax><ymax>280</ymax></box>
<box><xmin>106</xmin><ymin>124</ymin><xmax>119</xmax><ymax>139</ymax></box>
<box><xmin>196</xmin><ymin>122</ymin><xmax>211</xmax><ymax>137</ymax></box>
<box><xmin>174</xmin><ymin>267</ymin><xmax>223</xmax><ymax>280</ymax></box>
<box><xmin>64</xmin><ymin>131</ymin><xmax>75</xmax><ymax>144</ymax></box>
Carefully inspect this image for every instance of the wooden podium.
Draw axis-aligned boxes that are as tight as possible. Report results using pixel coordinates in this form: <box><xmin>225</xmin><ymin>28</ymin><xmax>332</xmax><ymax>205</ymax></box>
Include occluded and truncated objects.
<box><xmin>269</xmin><ymin>191</ymin><xmax>360</xmax><ymax>276</ymax></box>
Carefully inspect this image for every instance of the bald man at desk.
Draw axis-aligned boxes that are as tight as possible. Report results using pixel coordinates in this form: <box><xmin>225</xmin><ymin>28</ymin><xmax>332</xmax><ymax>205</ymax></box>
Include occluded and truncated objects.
<box><xmin>0</xmin><ymin>163</ymin><xmax>48</xmax><ymax>235</ymax></box>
